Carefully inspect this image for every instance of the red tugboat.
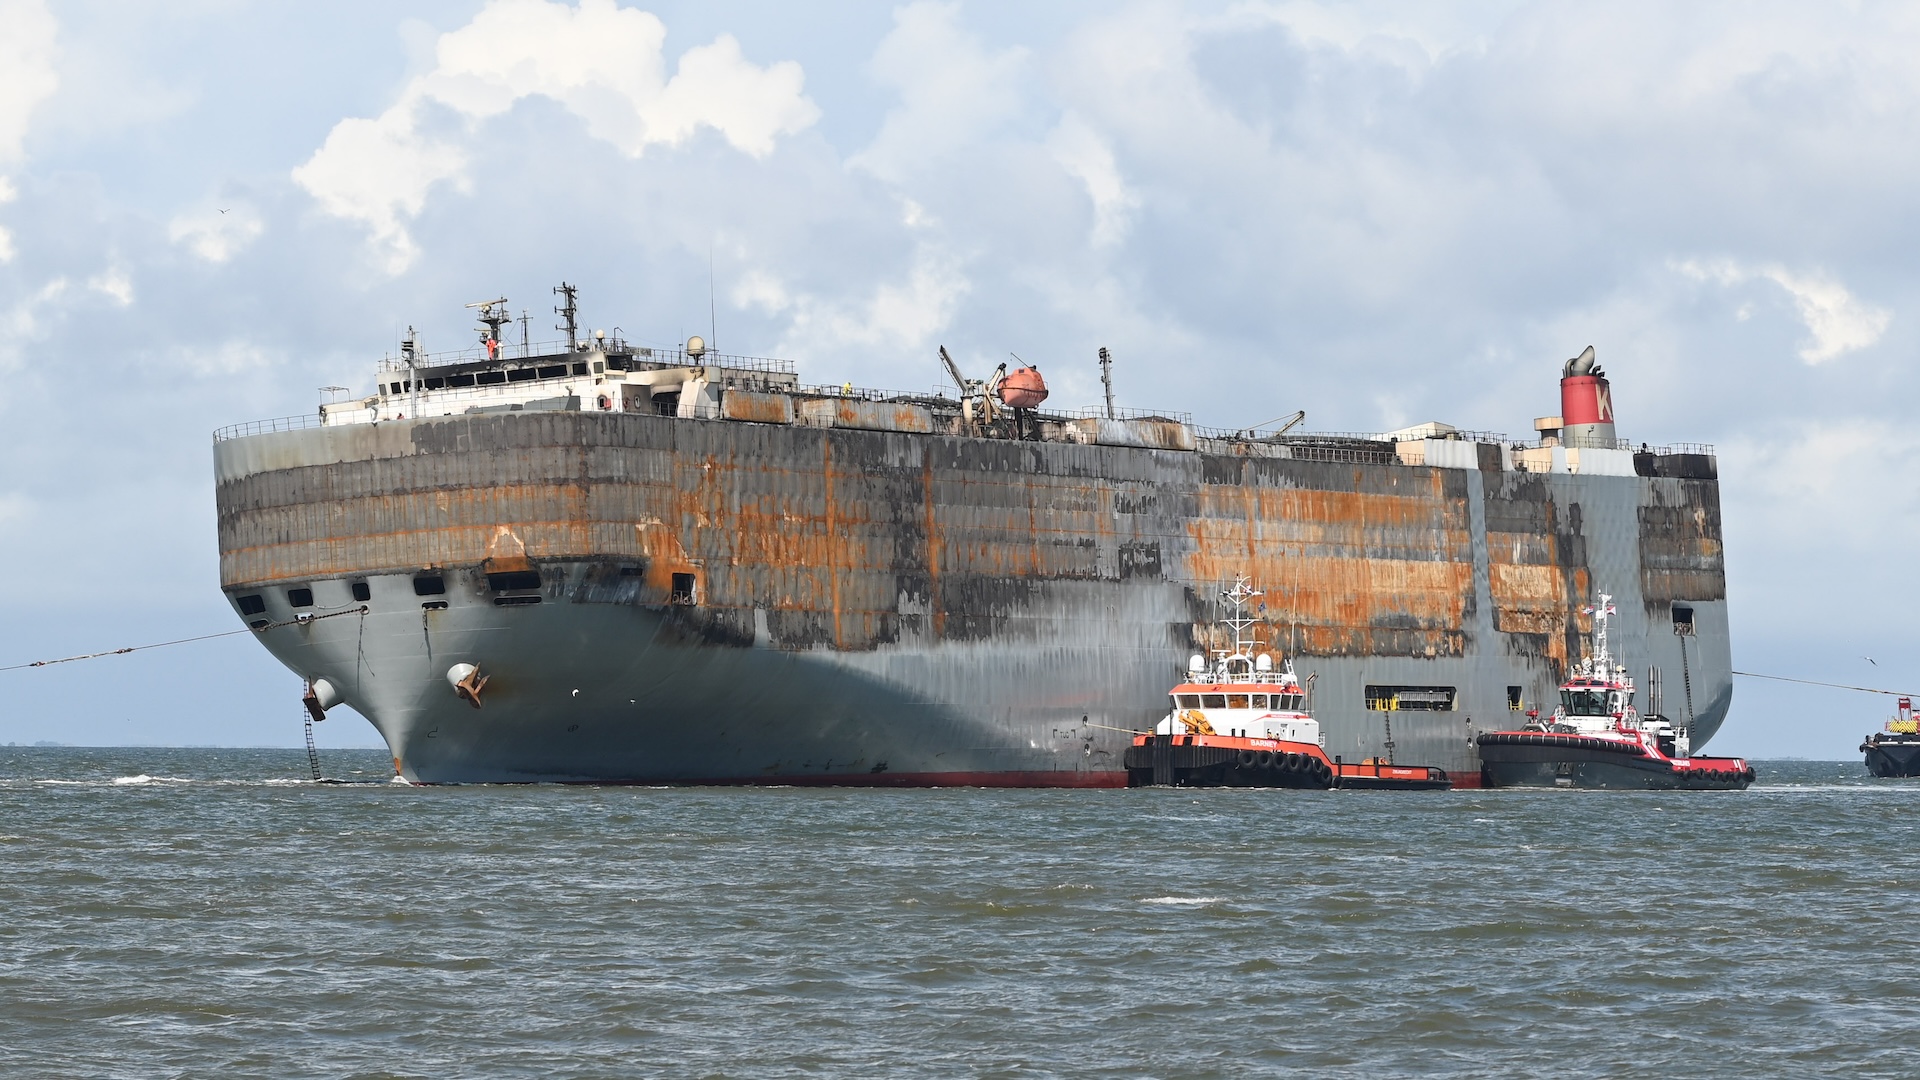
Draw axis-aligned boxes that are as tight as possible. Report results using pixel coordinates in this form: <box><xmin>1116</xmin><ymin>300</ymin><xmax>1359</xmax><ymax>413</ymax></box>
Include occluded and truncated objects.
<box><xmin>1477</xmin><ymin>593</ymin><xmax>1755</xmax><ymax>790</ymax></box>
<box><xmin>1125</xmin><ymin>577</ymin><xmax>1449</xmax><ymax>790</ymax></box>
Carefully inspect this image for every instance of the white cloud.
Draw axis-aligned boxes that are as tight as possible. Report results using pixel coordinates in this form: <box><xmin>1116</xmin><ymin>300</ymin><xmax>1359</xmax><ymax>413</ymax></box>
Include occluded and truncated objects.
<box><xmin>1674</xmin><ymin>258</ymin><xmax>1891</xmax><ymax>364</ymax></box>
<box><xmin>87</xmin><ymin>266</ymin><xmax>132</xmax><ymax>306</ymax></box>
<box><xmin>0</xmin><ymin>0</ymin><xmax>56</xmax><ymax>265</ymax></box>
<box><xmin>849</xmin><ymin>1</ymin><xmax>1028</xmax><ymax>183</ymax></box>
<box><xmin>293</xmin><ymin>0</ymin><xmax>818</xmax><ymax>273</ymax></box>
<box><xmin>0</xmin><ymin>276</ymin><xmax>69</xmax><ymax>374</ymax></box>
<box><xmin>1722</xmin><ymin>419</ymin><xmax>1920</xmax><ymax>559</ymax></box>
<box><xmin>168</xmin><ymin>204</ymin><xmax>266</xmax><ymax>263</ymax></box>
<box><xmin>0</xmin><ymin>0</ymin><xmax>58</xmax><ymax>164</ymax></box>
<box><xmin>765</xmin><ymin>241</ymin><xmax>971</xmax><ymax>361</ymax></box>
<box><xmin>179</xmin><ymin>340</ymin><xmax>279</xmax><ymax>378</ymax></box>
<box><xmin>1048</xmin><ymin>113</ymin><xmax>1139</xmax><ymax>248</ymax></box>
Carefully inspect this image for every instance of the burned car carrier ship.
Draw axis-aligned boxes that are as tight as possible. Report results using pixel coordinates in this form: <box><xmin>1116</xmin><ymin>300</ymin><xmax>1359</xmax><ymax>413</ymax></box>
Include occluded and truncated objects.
<box><xmin>213</xmin><ymin>284</ymin><xmax>1730</xmax><ymax>785</ymax></box>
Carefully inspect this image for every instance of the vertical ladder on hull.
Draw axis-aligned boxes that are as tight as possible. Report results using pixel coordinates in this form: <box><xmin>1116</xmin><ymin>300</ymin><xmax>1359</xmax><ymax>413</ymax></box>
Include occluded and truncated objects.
<box><xmin>302</xmin><ymin>707</ymin><xmax>322</xmax><ymax>782</ymax></box>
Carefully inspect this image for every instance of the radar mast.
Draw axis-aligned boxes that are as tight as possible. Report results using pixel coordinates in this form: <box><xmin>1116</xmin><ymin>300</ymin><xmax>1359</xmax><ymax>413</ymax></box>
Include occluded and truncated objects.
<box><xmin>466</xmin><ymin>297</ymin><xmax>510</xmax><ymax>361</ymax></box>
<box><xmin>554</xmin><ymin>282</ymin><xmax>580</xmax><ymax>352</ymax></box>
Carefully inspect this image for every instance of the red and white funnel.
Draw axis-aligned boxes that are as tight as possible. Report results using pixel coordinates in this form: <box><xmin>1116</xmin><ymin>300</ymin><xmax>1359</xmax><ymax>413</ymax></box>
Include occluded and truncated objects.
<box><xmin>1560</xmin><ymin>345</ymin><xmax>1614</xmax><ymax>445</ymax></box>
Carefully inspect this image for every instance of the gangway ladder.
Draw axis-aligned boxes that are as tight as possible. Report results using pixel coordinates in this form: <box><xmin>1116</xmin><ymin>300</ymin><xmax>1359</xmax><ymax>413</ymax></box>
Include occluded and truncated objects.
<box><xmin>300</xmin><ymin>681</ymin><xmax>325</xmax><ymax>782</ymax></box>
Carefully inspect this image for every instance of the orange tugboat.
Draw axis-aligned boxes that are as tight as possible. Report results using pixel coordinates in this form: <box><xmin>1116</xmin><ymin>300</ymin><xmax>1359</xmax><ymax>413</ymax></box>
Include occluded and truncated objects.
<box><xmin>1124</xmin><ymin>577</ymin><xmax>1449</xmax><ymax>790</ymax></box>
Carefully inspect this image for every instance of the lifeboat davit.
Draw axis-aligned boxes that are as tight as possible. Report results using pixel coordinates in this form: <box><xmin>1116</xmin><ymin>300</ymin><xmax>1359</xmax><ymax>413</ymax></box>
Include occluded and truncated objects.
<box><xmin>997</xmin><ymin>366</ymin><xmax>1049</xmax><ymax>409</ymax></box>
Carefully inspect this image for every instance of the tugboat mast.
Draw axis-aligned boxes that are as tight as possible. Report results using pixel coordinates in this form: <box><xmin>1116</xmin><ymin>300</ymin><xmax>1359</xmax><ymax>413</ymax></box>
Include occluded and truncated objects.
<box><xmin>1219</xmin><ymin>575</ymin><xmax>1263</xmax><ymax>663</ymax></box>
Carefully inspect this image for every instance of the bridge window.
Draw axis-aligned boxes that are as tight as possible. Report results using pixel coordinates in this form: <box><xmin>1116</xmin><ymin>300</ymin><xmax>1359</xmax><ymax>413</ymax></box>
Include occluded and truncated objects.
<box><xmin>1562</xmin><ymin>688</ymin><xmax>1611</xmax><ymax>716</ymax></box>
<box><xmin>1249</xmin><ymin>694</ymin><xmax>1268</xmax><ymax>708</ymax></box>
<box><xmin>446</xmin><ymin>373</ymin><xmax>476</xmax><ymax>387</ymax></box>
<box><xmin>1226</xmin><ymin>694</ymin><xmax>1249</xmax><ymax>709</ymax></box>
<box><xmin>1201</xmin><ymin>694</ymin><xmax>1226</xmax><ymax>708</ymax></box>
<box><xmin>507</xmin><ymin>368</ymin><xmax>537</xmax><ymax>383</ymax></box>
<box><xmin>1365</xmin><ymin>685</ymin><xmax>1456</xmax><ymax>711</ymax></box>
<box><xmin>537</xmin><ymin>365</ymin><xmax>568</xmax><ymax>379</ymax></box>
<box><xmin>477</xmin><ymin>370</ymin><xmax>506</xmax><ymax>385</ymax></box>
<box><xmin>1176</xmin><ymin>694</ymin><xmax>1200</xmax><ymax>708</ymax></box>
<box><xmin>424</xmin><ymin>377</ymin><xmax>445</xmax><ymax>389</ymax></box>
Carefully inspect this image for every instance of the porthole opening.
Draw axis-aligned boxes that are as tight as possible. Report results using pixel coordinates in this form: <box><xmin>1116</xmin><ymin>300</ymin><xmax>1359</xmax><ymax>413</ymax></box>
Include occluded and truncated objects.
<box><xmin>287</xmin><ymin>587</ymin><xmax>314</xmax><ymax>609</ymax></box>
<box><xmin>413</xmin><ymin>575</ymin><xmax>446</xmax><ymax>596</ymax></box>
<box><xmin>351</xmin><ymin>581</ymin><xmax>371</xmax><ymax>602</ymax></box>
<box><xmin>236</xmin><ymin>594</ymin><xmax>266</xmax><ymax>616</ymax></box>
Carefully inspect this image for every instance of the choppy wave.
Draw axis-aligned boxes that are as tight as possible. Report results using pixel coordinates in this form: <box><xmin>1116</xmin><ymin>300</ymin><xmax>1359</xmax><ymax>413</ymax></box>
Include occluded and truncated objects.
<box><xmin>0</xmin><ymin>750</ymin><xmax>1914</xmax><ymax>1077</ymax></box>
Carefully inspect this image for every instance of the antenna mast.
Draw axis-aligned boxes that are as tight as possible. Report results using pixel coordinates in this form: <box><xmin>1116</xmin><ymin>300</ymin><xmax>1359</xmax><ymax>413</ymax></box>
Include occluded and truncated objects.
<box><xmin>401</xmin><ymin>325</ymin><xmax>419</xmax><ymax>419</ymax></box>
<box><xmin>1220</xmin><ymin>575</ymin><xmax>1263</xmax><ymax>657</ymax></box>
<box><xmin>466</xmin><ymin>297</ymin><xmax>510</xmax><ymax>360</ymax></box>
<box><xmin>554</xmin><ymin>281</ymin><xmax>579</xmax><ymax>351</ymax></box>
<box><xmin>1097</xmin><ymin>346</ymin><xmax>1115</xmax><ymax>419</ymax></box>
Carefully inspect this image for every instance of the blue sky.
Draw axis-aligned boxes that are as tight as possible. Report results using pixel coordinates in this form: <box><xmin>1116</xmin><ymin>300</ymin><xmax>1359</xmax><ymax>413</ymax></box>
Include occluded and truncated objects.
<box><xmin>2</xmin><ymin>0</ymin><xmax>1915</xmax><ymax>757</ymax></box>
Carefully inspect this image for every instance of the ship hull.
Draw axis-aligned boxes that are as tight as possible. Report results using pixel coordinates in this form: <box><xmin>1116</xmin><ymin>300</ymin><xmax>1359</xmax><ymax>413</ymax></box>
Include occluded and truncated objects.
<box><xmin>1478</xmin><ymin>734</ymin><xmax>1751</xmax><ymax>790</ymax></box>
<box><xmin>215</xmin><ymin>411</ymin><xmax>1733</xmax><ymax>785</ymax></box>
<box><xmin>1863</xmin><ymin>736</ymin><xmax>1920</xmax><ymax>778</ymax></box>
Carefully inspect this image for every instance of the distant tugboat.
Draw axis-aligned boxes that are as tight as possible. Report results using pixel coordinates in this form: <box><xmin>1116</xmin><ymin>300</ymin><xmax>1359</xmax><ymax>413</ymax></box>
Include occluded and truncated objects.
<box><xmin>1477</xmin><ymin>593</ymin><xmax>1754</xmax><ymax>790</ymax></box>
<box><xmin>1861</xmin><ymin>697</ymin><xmax>1920</xmax><ymax>777</ymax></box>
<box><xmin>1125</xmin><ymin>577</ymin><xmax>1449</xmax><ymax>790</ymax></box>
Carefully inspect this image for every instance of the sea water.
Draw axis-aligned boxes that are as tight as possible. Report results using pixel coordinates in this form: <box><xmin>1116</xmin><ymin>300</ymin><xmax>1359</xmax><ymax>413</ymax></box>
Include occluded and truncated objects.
<box><xmin>2</xmin><ymin>748</ymin><xmax>1915</xmax><ymax>1078</ymax></box>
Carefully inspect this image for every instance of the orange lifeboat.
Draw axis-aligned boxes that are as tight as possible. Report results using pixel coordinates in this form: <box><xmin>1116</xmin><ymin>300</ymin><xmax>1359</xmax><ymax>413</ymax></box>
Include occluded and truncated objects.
<box><xmin>997</xmin><ymin>366</ymin><xmax>1049</xmax><ymax>409</ymax></box>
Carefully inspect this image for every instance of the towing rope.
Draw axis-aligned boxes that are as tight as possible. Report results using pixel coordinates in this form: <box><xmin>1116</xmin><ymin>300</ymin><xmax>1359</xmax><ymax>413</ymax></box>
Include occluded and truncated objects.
<box><xmin>1733</xmin><ymin>670</ymin><xmax>1920</xmax><ymax>698</ymax></box>
<box><xmin>0</xmin><ymin>606</ymin><xmax>368</xmax><ymax>673</ymax></box>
